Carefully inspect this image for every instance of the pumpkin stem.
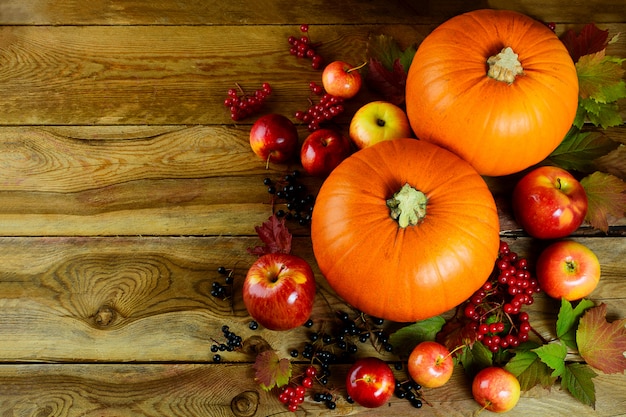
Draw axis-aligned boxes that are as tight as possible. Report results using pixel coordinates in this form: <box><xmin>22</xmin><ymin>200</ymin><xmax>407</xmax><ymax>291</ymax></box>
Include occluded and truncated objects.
<box><xmin>386</xmin><ymin>183</ymin><xmax>428</xmax><ymax>228</ymax></box>
<box><xmin>487</xmin><ymin>47</ymin><xmax>524</xmax><ymax>84</ymax></box>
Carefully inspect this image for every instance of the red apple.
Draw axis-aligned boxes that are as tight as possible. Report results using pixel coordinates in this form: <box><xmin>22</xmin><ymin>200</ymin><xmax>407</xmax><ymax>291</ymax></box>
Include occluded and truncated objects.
<box><xmin>242</xmin><ymin>253</ymin><xmax>316</xmax><ymax>331</ymax></box>
<box><xmin>512</xmin><ymin>166</ymin><xmax>588</xmax><ymax>239</ymax></box>
<box><xmin>321</xmin><ymin>61</ymin><xmax>363</xmax><ymax>99</ymax></box>
<box><xmin>407</xmin><ymin>341</ymin><xmax>454</xmax><ymax>388</ymax></box>
<box><xmin>349</xmin><ymin>101</ymin><xmax>412</xmax><ymax>149</ymax></box>
<box><xmin>536</xmin><ymin>240</ymin><xmax>601</xmax><ymax>301</ymax></box>
<box><xmin>472</xmin><ymin>367</ymin><xmax>521</xmax><ymax>413</ymax></box>
<box><xmin>249</xmin><ymin>114</ymin><xmax>299</xmax><ymax>167</ymax></box>
<box><xmin>300</xmin><ymin>128</ymin><xmax>352</xmax><ymax>177</ymax></box>
<box><xmin>346</xmin><ymin>357</ymin><xmax>395</xmax><ymax>408</ymax></box>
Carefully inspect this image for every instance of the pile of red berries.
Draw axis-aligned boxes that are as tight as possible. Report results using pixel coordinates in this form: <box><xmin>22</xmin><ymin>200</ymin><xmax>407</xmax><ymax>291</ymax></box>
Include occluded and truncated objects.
<box><xmin>288</xmin><ymin>24</ymin><xmax>324</xmax><ymax>69</ymax></box>
<box><xmin>278</xmin><ymin>365</ymin><xmax>318</xmax><ymax>412</ymax></box>
<box><xmin>295</xmin><ymin>83</ymin><xmax>345</xmax><ymax>132</ymax></box>
<box><xmin>223</xmin><ymin>82</ymin><xmax>272</xmax><ymax>121</ymax></box>
<box><xmin>462</xmin><ymin>241</ymin><xmax>541</xmax><ymax>352</ymax></box>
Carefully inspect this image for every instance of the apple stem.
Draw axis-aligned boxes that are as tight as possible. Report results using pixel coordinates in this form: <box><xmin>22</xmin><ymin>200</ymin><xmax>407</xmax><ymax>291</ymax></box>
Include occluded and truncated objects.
<box><xmin>346</xmin><ymin>61</ymin><xmax>368</xmax><ymax>73</ymax></box>
<box><xmin>442</xmin><ymin>344</ymin><xmax>467</xmax><ymax>362</ymax></box>
<box><xmin>265</xmin><ymin>154</ymin><xmax>271</xmax><ymax>170</ymax></box>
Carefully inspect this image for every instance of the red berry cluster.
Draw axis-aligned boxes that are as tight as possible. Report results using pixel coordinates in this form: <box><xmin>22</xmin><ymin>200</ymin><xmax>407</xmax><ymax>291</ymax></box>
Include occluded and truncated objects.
<box><xmin>295</xmin><ymin>82</ymin><xmax>345</xmax><ymax>131</ymax></box>
<box><xmin>288</xmin><ymin>24</ymin><xmax>325</xmax><ymax>69</ymax></box>
<box><xmin>278</xmin><ymin>365</ymin><xmax>317</xmax><ymax>412</ymax></box>
<box><xmin>462</xmin><ymin>241</ymin><xmax>541</xmax><ymax>352</ymax></box>
<box><xmin>223</xmin><ymin>82</ymin><xmax>272</xmax><ymax>121</ymax></box>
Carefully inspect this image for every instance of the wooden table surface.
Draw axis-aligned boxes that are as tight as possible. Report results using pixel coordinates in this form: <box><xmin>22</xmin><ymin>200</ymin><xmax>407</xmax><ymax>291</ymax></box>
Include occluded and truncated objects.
<box><xmin>0</xmin><ymin>1</ymin><xmax>625</xmax><ymax>416</ymax></box>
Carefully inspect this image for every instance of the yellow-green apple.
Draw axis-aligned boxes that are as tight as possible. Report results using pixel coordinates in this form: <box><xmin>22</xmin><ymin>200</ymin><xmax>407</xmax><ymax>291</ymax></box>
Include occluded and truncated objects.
<box><xmin>407</xmin><ymin>341</ymin><xmax>454</xmax><ymax>388</ymax></box>
<box><xmin>322</xmin><ymin>61</ymin><xmax>363</xmax><ymax>99</ymax></box>
<box><xmin>349</xmin><ymin>101</ymin><xmax>412</xmax><ymax>149</ymax></box>
<box><xmin>300</xmin><ymin>128</ymin><xmax>351</xmax><ymax>177</ymax></box>
<box><xmin>536</xmin><ymin>240</ymin><xmax>601</xmax><ymax>301</ymax></box>
<box><xmin>243</xmin><ymin>253</ymin><xmax>316</xmax><ymax>331</ymax></box>
<box><xmin>346</xmin><ymin>357</ymin><xmax>395</xmax><ymax>408</ymax></box>
<box><xmin>249</xmin><ymin>113</ymin><xmax>299</xmax><ymax>167</ymax></box>
<box><xmin>512</xmin><ymin>166</ymin><xmax>588</xmax><ymax>239</ymax></box>
<box><xmin>472</xmin><ymin>367</ymin><xmax>521</xmax><ymax>413</ymax></box>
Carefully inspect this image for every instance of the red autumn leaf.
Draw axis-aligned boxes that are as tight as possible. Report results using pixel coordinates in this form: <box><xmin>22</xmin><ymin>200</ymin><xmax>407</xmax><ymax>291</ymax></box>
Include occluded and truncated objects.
<box><xmin>576</xmin><ymin>303</ymin><xmax>626</xmax><ymax>374</ymax></box>
<box><xmin>560</xmin><ymin>23</ymin><xmax>611</xmax><ymax>63</ymax></box>
<box><xmin>253</xmin><ymin>350</ymin><xmax>292</xmax><ymax>390</ymax></box>
<box><xmin>580</xmin><ymin>171</ymin><xmax>626</xmax><ymax>232</ymax></box>
<box><xmin>365</xmin><ymin>58</ymin><xmax>407</xmax><ymax>106</ymax></box>
<box><xmin>436</xmin><ymin>310</ymin><xmax>478</xmax><ymax>355</ymax></box>
<box><xmin>247</xmin><ymin>214</ymin><xmax>292</xmax><ymax>255</ymax></box>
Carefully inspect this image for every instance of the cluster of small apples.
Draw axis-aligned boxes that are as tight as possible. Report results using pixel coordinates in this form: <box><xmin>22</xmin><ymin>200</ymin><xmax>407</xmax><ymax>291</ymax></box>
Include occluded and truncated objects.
<box><xmin>512</xmin><ymin>166</ymin><xmax>601</xmax><ymax>301</ymax></box>
<box><xmin>248</xmin><ymin>59</ymin><xmax>363</xmax><ymax>177</ymax></box>
<box><xmin>407</xmin><ymin>341</ymin><xmax>521</xmax><ymax>413</ymax></box>
<box><xmin>249</xmin><ymin>39</ymin><xmax>414</xmax><ymax>177</ymax></box>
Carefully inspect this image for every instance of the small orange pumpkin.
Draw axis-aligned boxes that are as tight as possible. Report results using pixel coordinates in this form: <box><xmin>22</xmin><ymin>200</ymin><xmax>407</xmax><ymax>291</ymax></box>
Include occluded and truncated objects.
<box><xmin>406</xmin><ymin>9</ymin><xmax>579</xmax><ymax>176</ymax></box>
<box><xmin>311</xmin><ymin>139</ymin><xmax>500</xmax><ymax>322</ymax></box>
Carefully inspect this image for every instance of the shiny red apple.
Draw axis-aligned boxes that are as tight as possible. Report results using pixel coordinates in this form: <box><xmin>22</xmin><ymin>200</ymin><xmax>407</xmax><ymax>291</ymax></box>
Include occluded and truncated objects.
<box><xmin>512</xmin><ymin>166</ymin><xmax>588</xmax><ymax>239</ymax></box>
<box><xmin>536</xmin><ymin>240</ymin><xmax>601</xmax><ymax>301</ymax></box>
<box><xmin>242</xmin><ymin>253</ymin><xmax>316</xmax><ymax>331</ymax></box>
<box><xmin>472</xmin><ymin>367</ymin><xmax>520</xmax><ymax>413</ymax></box>
<box><xmin>349</xmin><ymin>100</ymin><xmax>412</xmax><ymax>149</ymax></box>
<box><xmin>346</xmin><ymin>357</ymin><xmax>395</xmax><ymax>408</ymax></box>
<box><xmin>249</xmin><ymin>113</ymin><xmax>299</xmax><ymax>167</ymax></box>
<box><xmin>321</xmin><ymin>61</ymin><xmax>363</xmax><ymax>99</ymax></box>
<box><xmin>300</xmin><ymin>128</ymin><xmax>352</xmax><ymax>177</ymax></box>
<box><xmin>407</xmin><ymin>341</ymin><xmax>454</xmax><ymax>388</ymax></box>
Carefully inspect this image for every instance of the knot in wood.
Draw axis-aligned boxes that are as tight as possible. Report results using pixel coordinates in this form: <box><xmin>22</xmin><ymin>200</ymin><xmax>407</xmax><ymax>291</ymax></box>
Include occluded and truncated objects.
<box><xmin>230</xmin><ymin>390</ymin><xmax>259</xmax><ymax>417</ymax></box>
<box><xmin>94</xmin><ymin>305</ymin><xmax>117</xmax><ymax>327</ymax></box>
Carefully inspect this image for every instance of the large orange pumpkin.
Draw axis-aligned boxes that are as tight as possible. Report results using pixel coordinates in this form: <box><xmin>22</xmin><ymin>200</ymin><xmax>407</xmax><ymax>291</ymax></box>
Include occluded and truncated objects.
<box><xmin>406</xmin><ymin>9</ymin><xmax>579</xmax><ymax>176</ymax></box>
<box><xmin>311</xmin><ymin>139</ymin><xmax>500</xmax><ymax>322</ymax></box>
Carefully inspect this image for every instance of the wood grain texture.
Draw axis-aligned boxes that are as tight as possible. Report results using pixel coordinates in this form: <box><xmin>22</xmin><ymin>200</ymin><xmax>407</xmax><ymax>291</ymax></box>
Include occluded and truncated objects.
<box><xmin>0</xmin><ymin>364</ymin><xmax>624</xmax><ymax>417</ymax></box>
<box><xmin>0</xmin><ymin>1</ymin><xmax>624</xmax><ymax>416</ymax></box>
<box><xmin>0</xmin><ymin>23</ymin><xmax>624</xmax><ymax>125</ymax></box>
<box><xmin>0</xmin><ymin>0</ymin><xmax>623</xmax><ymax>25</ymax></box>
<box><xmin>0</xmin><ymin>236</ymin><xmax>622</xmax><ymax>363</ymax></box>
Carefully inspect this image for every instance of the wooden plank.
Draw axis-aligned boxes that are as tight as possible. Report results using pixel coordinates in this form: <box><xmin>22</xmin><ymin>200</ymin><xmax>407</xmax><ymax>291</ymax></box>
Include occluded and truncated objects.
<box><xmin>0</xmin><ymin>236</ymin><xmax>623</xmax><ymax>363</ymax></box>
<box><xmin>0</xmin><ymin>0</ymin><xmax>623</xmax><ymax>25</ymax></box>
<box><xmin>1</xmin><ymin>126</ymin><xmax>624</xmax><ymax>236</ymax></box>
<box><xmin>0</xmin><ymin>363</ymin><xmax>624</xmax><ymax>417</ymax></box>
<box><xmin>0</xmin><ymin>24</ymin><xmax>624</xmax><ymax>126</ymax></box>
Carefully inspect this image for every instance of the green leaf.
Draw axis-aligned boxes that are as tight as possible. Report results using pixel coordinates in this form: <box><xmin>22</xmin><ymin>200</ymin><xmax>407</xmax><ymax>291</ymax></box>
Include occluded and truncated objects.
<box><xmin>366</xmin><ymin>33</ymin><xmax>416</xmax><ymax>73</ymax></box>
<box><xmin>546</xmin><ymin>127</ymin><xmax>619</xmax><ymax>173</ymax></box>
<box><xmin>579</xmin><ymin>99</ymin><xmax>625</xmax><ymax>129</ymax></box>
<box><xmin>533</xmin><ymin>342</ymin><xmax>568</xmax><ymax>377</ymax></box>
<box><xmin>576</xmin><ymin>52</ymin><xmax>626</xmax><ymax>102</ymax></box>
<box><xmin>458</xmin><ymin>341</ymin><xmax>493</xmax><ymax>378</ymax></box>
<box><xmin>561</xmin><ymin>363</ymin><xmax>597</xmax><ymax>408</ymax></box>
<box><xmin>581</xmin><ymin>171</ymin><xmax>626</xmax><ymax>232</ymax></box>
<box><xmin>556</xmin><ymin>298</ymin><xmax>595</xmax><ymax>350</ymax></box>
<box><xmin>389</xmin><ymin>316</ymin><xmax>446</xmax><ymax>359</ymax></box>
<box><xmin>504</xmin><ymin>350</ymin><xmax>558</xmax><ymax>390</ymax></box>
